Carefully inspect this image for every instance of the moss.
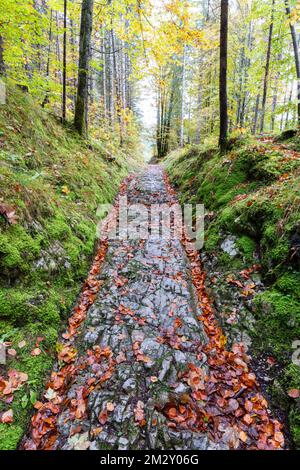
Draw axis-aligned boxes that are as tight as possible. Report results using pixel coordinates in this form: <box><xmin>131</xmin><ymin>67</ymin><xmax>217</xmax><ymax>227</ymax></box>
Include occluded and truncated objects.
<box><xmin>45</xmin><ymin>216</ymin><xmax>72</xmax><ymax>241</ymax></box>
<box><xmin>0</xmin><ymin>225</ymin><xmax>41</xmax><ymax>276</ymax></box>
<box><xmin>236</xmin><ymin>236</ymin><xmax>256</xmax><ymax>262</ymax></box>
<box><xmin>0</xmin><ymin>425</ymin><xmax>24</xmax><ymax>450</ymax></box>
<box><xmin>205</xmin><ymin>227</ymin><xmax>221</xmax><ymax>252</ymax></box>
<box><xmin>276</xmin><ymin>272</ymin><xmax>300</xmax><ymax>302</ymax></box>
<box><xmin>289</xmin><ymin>409</ymin><xmax>300</xmax><ymax>448</ymax></box>
<box><xmin>253</xmin><ymin>290</ymin><xmax>300</xmax><ymax>354</ymax></box>
<box><xmin>0</xmin><ymin>287</ymin><xmax>62</xmax><ymax>326</ymax></box>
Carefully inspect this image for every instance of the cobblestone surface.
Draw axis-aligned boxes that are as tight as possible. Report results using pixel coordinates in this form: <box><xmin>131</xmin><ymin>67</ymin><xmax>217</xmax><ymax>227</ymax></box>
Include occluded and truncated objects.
<box><xmin>55</xmin><ymin>166</ymin><xmax>227</xmax><ymax>450</ymax></box>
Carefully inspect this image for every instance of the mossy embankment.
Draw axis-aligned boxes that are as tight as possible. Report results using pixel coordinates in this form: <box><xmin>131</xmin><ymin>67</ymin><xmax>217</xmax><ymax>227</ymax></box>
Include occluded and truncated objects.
<box><xmin>0</xmin><ymin>84</ymin><xmax>141</xmax><ymax>449</ymax></box>
<box><xmin>164</xmin><ymin>134</ymin><xmax>300</xmax><ymax>447</ymax></box>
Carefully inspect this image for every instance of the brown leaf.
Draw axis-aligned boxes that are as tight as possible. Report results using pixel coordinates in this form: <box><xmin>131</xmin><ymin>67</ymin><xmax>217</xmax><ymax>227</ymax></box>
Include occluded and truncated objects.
<box><xmin>1</xmin><ymin>409</ymin><xmax>13</xmax><ymax>424</ymax></box>
<box><xmin>134</xmin><ymin>401</ymin><xmax>145</xmax><ymax>423</ymax></box>
<box><xmin>98</xmin><ymin>409</ymin><xmax>108</xmax><ymax>425</ymax></box>
<box><xmin>239</xmin><ymin>430</ymin><xmax>248</xmax><ymax>443</ymax></box>
<box><xmin>106</xmin><ymin>402</ymin><xmax>115</xmax><ymax>412</ymax></box>
<box><xmin>168</xmin><ymin>407</ymin><xmax>177</xmax><ymax>419</ymax></box>
<box><xmin>31</xmin><ymin>348</ymin><xmax>41</xmax><ymax>356</ymax></box>
<box><xmin>116</xmin><ymin>351</ymin><xmax>126</xmax><ymax>364</ymax></box>
<box><xmin>0</xmin><ymin>204</ymin><xmax>18</xmax><ymax>225</ymax></box>
<box><xmin>7</xmin><ymin>349</ymin><xmax>17</xmax><ymax>357</ymax></box>
<box><xmin>287</xmin><ymin>388</ymin><xmax>300</xmax><ymax>399</ymax></box>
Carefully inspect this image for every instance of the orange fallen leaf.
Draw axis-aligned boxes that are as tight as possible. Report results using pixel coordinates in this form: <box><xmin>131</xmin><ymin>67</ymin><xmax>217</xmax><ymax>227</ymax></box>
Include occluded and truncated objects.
<box><xmin>7</xmin><ymin>349</ymin><xmax>17</xmax><ymax>357</ymax></box>
<box><xmin>239</xmin><ymin>430</ymin><xmax>248</xmax><ymax>443</ymax></box>
<box><xmin>1</xmin><ymin>409</ymin><xmax>13</xmax><ymax>424</ymax></box>
<box><xmin>287</xmin><ymin>388</ymin><xmax>299</xmax><ymax>399</ymax></box>
<box><xmin>98</xmin><ymin>409</ymin><xmax>108</xmax><ymax>425</ymax></box>
<box><xmin>31</xmin><ymin>348</ymin><xmax>41</xmax><ymax>356</ymax></box>
<box><xmin>168</xmin><ymin>407</ymin><xmax>177</xmax><ymax>419</ymax></box>
<box><xmin>106</xmin><ymin>402</ymin><xmax>115</xmax><ymax>412</ymax></box>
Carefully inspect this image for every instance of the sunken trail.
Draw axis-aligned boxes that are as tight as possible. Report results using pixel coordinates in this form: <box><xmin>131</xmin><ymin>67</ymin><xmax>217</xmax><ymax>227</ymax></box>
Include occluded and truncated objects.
<box><xmin>22</xmin><ymin>166</ymin><xmax>284</xmax><ymax>450</ymax></box>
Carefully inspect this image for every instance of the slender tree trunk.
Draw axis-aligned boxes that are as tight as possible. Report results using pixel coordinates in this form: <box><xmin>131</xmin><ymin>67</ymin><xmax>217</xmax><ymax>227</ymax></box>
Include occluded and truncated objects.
<box><xmin>180</xmin><ymin>45</ymin><xmax>186</xmax><ymax>148</ymax></box>
<box><xmin>70</xmin><ymin>18</ymin><xmax>77</xmax><ymax>109</ymax></box>
<box><xmin>0</xmin><ymin>35</ymin><xmax>5</xmax><ymax>76</ymax></box>
<box><xmin>280</xmin><ymin>83</ymin><xmax>289</xmax><ymax>130</ymax></box>
<box><xmin>260</xmin><ymin>0</ymin><xmax>275</xmax><ymax>133</ymax></box>
<box><xmin>285</xmin><ymin>82</ymin><xmax>294</xmax><ymax>128</ymax></box>
<box><xmin>55</xmin><ymin>12</ymin><xmax>62</xmax><ymax>85</ymax></box>
<box><xmin>187</xmin><ymin>97</ymin><xmax>191</xmax><ymax>145</ymax></box>
<box><xmin>108</xmin><ymin>29</ymin><xmax>115</xmax><ymax>126</ymax></box>
<box><xmin>101</xmin><ymin>28</ymin><xmax>107</xmax><ymax>120</ymax></box>
<box><xmin>62</xmin><ymin>0</ymin><xmax>67</xmax><ymax>122</ymax></box>
<box><xmin>285</xmin><ymin>0</ymin><xmax>300</xmax><ymax>127</ymax></box>
<box><xmin>111</xmin><ymin>29</ymin><xmax>123</xmax><ymax>145</ymax></box>
<box><xmin>74</xmin><ymin>0</ymin><xmax>94</xmax><ymax>137</ymax></box>
<box><xmin>271</xmin><ymin>56</ymin><xmax>282</xmax><ymax>131</ymax></box>
<box><xmin>46</xmin><ymin>10</ymin><xmax>53</xmax><ymax>78</ymax></box>
<box><xmin>219</xmin><ymin>0</ymin><xmax>229</xmax><ymax>152</ymax></box>
<box><xmin>195</xmin><ymin>61</ymin><xmax>202</xmax><ymax>144</ymax></box>
<box><xmin>252</xmin><ymin>94</ymin><xmax>260</xmax><ymax>134</ymax></box>
<box><xmin>41</xmin><ymin>9</ymin><xmax>53</xmax><ymax>108</ymax></box>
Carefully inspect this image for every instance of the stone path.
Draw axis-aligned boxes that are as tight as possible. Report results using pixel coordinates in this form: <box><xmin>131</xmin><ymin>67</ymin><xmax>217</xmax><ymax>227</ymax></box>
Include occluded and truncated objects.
<box><xmin>23</xmin><ymin>165</ymin><xmax>284</xmax><ymax>451</ymax></box>
<box><xmin>54</xmin><ymin>166</ymin><xmax>224</xmax><ymax>450</ymax></box>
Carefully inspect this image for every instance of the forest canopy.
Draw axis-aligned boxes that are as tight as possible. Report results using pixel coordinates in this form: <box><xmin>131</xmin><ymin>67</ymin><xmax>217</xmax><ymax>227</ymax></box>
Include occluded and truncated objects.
<box><xmin>0</xmin><ymin>0</ymin><xmax>299</xmax><ymax>152</ymax></box>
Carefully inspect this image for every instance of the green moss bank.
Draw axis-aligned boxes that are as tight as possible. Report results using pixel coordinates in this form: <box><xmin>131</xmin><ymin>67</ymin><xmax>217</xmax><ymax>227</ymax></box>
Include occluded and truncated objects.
<box><xmin>0</xmin><ymin>84</ymin><xmax>141</xmax><ymax>449</ymax></box>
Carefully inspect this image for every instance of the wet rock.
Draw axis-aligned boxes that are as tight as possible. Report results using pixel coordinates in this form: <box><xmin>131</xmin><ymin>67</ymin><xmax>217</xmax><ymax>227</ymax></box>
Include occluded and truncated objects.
<box><xmin>220</xmin><ymin>236</ymin><xmax>239</xmax><ymax>256</ymax></box>
<box><xmin>122</xmin><ymin>378</ymin><xmax>136</xmax><ymax>393</ymax></box>
<box><xmin>118</xmin><ymin>437</ymin><xmax>129</xmax><ymax>450</ymax></box>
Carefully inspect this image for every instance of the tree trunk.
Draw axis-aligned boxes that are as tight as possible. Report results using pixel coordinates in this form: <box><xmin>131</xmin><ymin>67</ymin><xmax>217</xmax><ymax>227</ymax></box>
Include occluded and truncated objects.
<box><xmin>280</xmin><ymin>83</ymin><xmax>289</xmax><ymax>131</ymax></box>
<box><xmin>180</xmin><ymin>45</ymin><xmax>186</xmax><ymax>148</ymax></box>
<box><xmin>70</xmin><ymin>18</ymin><xmax>77</xmax><ymax>109</ymax></box>
<box><xmin>101</xmin><ymin>28</ymin><xmax>107</xmax><ymax>120</ymax></box>
<box><xmin>271</xmin><ymin>55</ymin><xmax>282</xmax><ymax>131</ymax></box>
<box><xmin>260</xmin><ymin>0</ymin><xmax>275</xmax><ymax>133</ymax></box>
<box><xmin>285</xmin><ymin>82</ymin><xmax>294</xmax><ymax>128</ymax></box>
<box><xmin>195</xmin><ymin>61</ymin><xmax>202</xmax><ymax>144</ymax></box>
<box><xmin>219</xmin><ymin>0</ymin><xmax>229</xmax><ymax>152</ymax></box>
<box><xmin>74</xmin><ymin>0</ymin><xmax>94</xmax><ymax>137</ymax></box>
<box><xmin>252</xmin><ymin>94</ymin><xmax>260</xmax><ymax>134</ymax></box>
<box><xmin>62</xmin><ymin>0</ymin><xmax>67</xmax><ymax>122</ymax></box>
<box><xmin>111</xmin><ymin>29</ymin><xmax>123</xmax><ymax>145</ymax></box>
<box><xmin>0</xmin><ymin>35</ymin><xmax>5</xmax><ymax>76</ymax></box>
<box><xmin>55</xmin><ymin>12</ymin><xmax>62</xmax><ymax>84</ymax></box>
<box><xmin>41</xmin><ymin>9</ymin><xmax>53</xmax><ymax>108</ymax></box>
<box><xmin>284</xmin><ymin>0</ymin><xmax>300</xmax><ymax>127</ymax></box>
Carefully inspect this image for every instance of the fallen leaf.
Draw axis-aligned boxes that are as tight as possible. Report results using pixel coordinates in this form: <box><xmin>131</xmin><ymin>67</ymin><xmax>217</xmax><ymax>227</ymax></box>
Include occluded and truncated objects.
<box><xmin>31</xmin><ymin>348</ymin><xmax>41</xmax><ymax>356</ymax></box>
<box><xmin>287</xmin><ymin>388</ymin><xmax>299</xmax><ymax>399</ymax></box>
<box><xmin>106</xmin><ymin>402</ymin><xmax>115</xmax><ymax>412</ymax></box>
<box><xmin>0</xmin><ymin>409</ymin><xmax>13</xmax><ymax>424</ymax></box>
<box><xmin>7</xmin><ymin>349</ymin><xmax>17</xmax><ymax>357</ymax></box>
<box><xmin>98</xmin><ymin>409</ymin><xmax>108</xmax><ymax>425</ymax></box>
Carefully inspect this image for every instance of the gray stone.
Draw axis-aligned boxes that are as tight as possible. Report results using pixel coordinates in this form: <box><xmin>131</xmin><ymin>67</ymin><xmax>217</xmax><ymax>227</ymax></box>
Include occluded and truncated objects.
<box><xmin>220</xmin><ymin>236</ymin><xmax>239</xmax><ymax>256</ymax></box>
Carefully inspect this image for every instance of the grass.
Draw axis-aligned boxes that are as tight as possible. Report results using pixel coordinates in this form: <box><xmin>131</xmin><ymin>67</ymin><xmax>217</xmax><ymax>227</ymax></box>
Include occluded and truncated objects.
<box><xmin>0</xmin><ymin>82</ymin><xmax>141</xmax><ymax>449</ymax></box>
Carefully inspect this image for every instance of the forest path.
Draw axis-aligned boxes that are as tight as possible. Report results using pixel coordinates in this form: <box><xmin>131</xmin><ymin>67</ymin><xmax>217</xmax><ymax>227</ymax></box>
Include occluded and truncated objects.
<box><xmin>23</xmin><ymin>166</ymin><xmax>284</xmax><ymax>451</ymax></box>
